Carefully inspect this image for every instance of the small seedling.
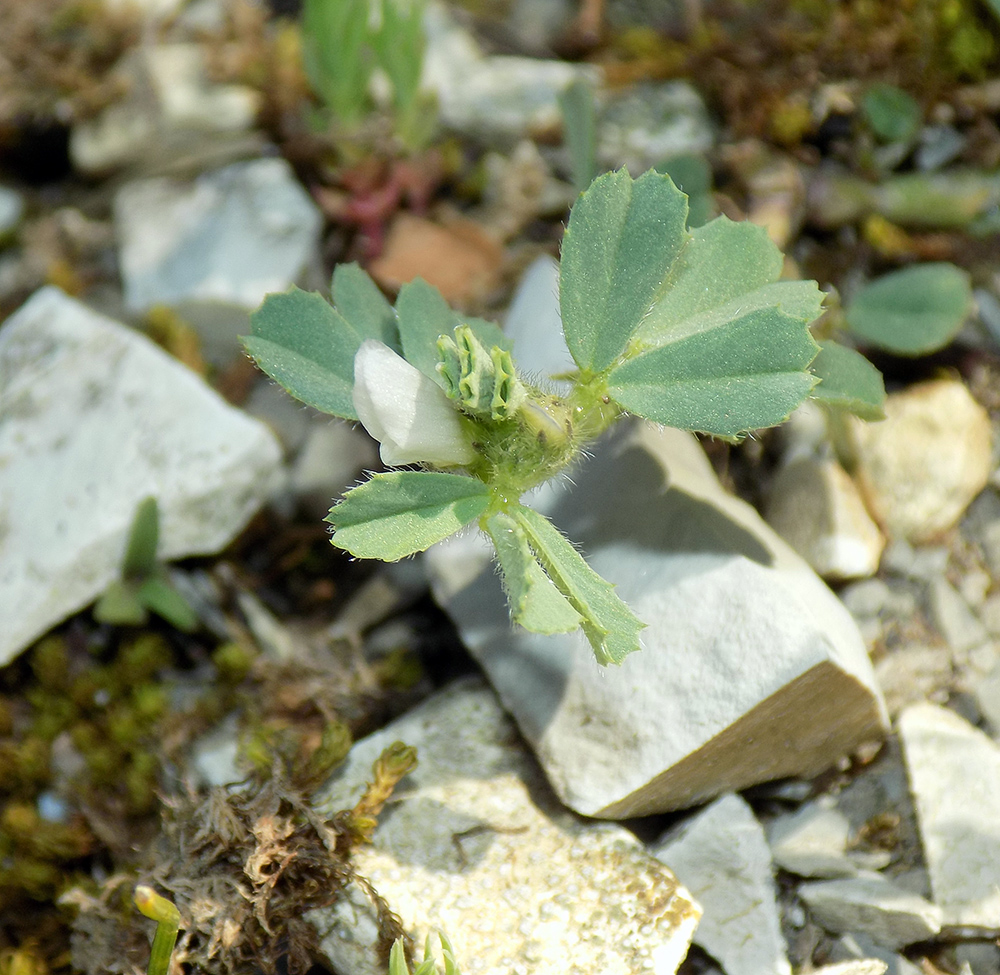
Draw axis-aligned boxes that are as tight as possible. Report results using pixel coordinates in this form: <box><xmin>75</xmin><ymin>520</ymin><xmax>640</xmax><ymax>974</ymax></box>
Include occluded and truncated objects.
<box><xmin>93</xmin><ymin>497</ymin><xmax>198</xmax><ymax>632</ymax></box>
<box><xmin>134</xmin><ymin>885</ymin><xmax>181</xmax><ymax>975</ymax></box>
<box><xmin>244</xmin><ymin>169</ymin><xmax>883</xmax><ymax>665</ymax></box>
<box><xmin>389</xmin><ymin>931</ymin><xmax>461</xmax><ymax>975</ymax></box>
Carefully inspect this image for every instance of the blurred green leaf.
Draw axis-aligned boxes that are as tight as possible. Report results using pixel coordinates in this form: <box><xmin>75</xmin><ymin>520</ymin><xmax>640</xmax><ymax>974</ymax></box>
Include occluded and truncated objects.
<box><xmin>559</xmin><ymin>78</ymin><xmax>598</xmax><ymax>194</ymax></box>
<box><xmin>862</xmin><ymin>83</ymin><xmax>921</xmax><ymax>144</ymax></box>
<box><xmin>844</xmin><ymin>262</ymin><xmax>972</xmax><ymax>356</ymax></box>
<box><xmin>122</xmin><ymin>496</ymin><xmax>159</xmax><ymax>579</ymax></box>
<box><xmin>137</xmin><ymin>576</ymin><xmax>199</xmax><ymax>633</ymax></box>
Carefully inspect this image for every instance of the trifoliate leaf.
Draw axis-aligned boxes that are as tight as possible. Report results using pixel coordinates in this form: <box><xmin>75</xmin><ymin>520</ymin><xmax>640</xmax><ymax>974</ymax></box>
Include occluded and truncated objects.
<box><xmin>809</xmin><ymin>340</ymin><xmax>886</xmax><ymax>420</ymax></box>
<box><xmin>326</xmin><ymin>472</ymin><xmax>490</xmax><ymax>560</ymax></box>
<box><xmin>844</xmin><ymin>262</ymin><xmax>972</xmax><ymax>356</ymax></box>
<box><xmin>512</xmin><ymin>505</ymin><xmax>644</xmax><ymax>665</ymax></box>
<box><xmin>608</xmin><ymin>307</ymin><xmax>820</xmax><ymax>438</ymax></box>
<box><xmin>560</xmin><ymin>169</ymin><xmax>689</xmax><ymax>373</ymax></box>
<box><xmin>485</xmin><ymin>511</ymin><xmax>582</xmax><ymax>634</ymax></box>
<box><xmin>332</xmin><ymin>263</ymin><xmax>400</xmax><ymax>350</ymax></box>
<box><xmin>243</xmin><ymin>288</ymin><xmax>361</xmax><ymax>420</ymax></box>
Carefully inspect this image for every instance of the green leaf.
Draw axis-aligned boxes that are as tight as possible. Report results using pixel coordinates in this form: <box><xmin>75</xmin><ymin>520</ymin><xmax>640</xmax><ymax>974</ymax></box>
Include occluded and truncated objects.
<box><xmin>560</xmin><ymin>169</ymin><xmax>688</xmax><ymax>372</ymax></box>
<box><xmin>122</xmin><ymin>496</ymin><xmax>160</xmax><ymax>578</ymax></box>
<box><xmin>137</xmin><ymin>576</ymin><xmax>199</xmax><ymax>633</ymax></box>
<box><xmin>608</xmin><ymin>307</ymin><xmax>820</xmax><ymax>438</ymax></box>
<box><xmin>862</xmin><ymin>83</ymin><xmax>921</xmax><ymax>143</ymax></box>
<box><xmin>301</xmin><ymin>0</ymin><xmax>372</xmax><ymax>126</ymax></box>
<box><xmin>332</xmin><ymin>263</ymin><xmax>399</xmax><ymax>350</ymax></box>
<box><xmin>844</xmin><ymin>262</ymin><xmax>972</xmax><ymax>356</ymax></box>
<box><xmin>94</xmin><ymin>580</ymin><xmax>147</xmax><ymax>626</ymax></box>
<box><xmin>388</xmin><ymin>940</ymin><xmax>409</xmax><ymax>975</ymax></box>
<box><xmin>484</xmin><ymin>511</ymin><xmax>582</xmax><ymax>634</ymax></box>
<box><xmin>511</xmin><ymin>505</ymin><xmax>644</xmax><ymax>665</ymax></box>
<box><xmin>558</xmin><ymin>78</ymin><xmax>598</xmax><ymax>194</ymax></box>
<box><xmin>656</xmin><ymin>154</ymin><xmax>714</xmax><ymax>228</ymax></box>
<box><xmin>396</xmin><ymin>279</ymin><xmax>509</xmax><ymax>384</ymax></box>
<box><xmin>633</xmin><ymin>218</ymin><xmax>794</xmax><ymax>345</ymax></box>
<box><xmin>244</xmin><ymin>288</ymin><xmax>361</xmax><ymax>420</ymax></box>
<box><xmin>809</xmin><ymin>340</ymin><xmax>886</xmax><ymax>420</ymax></box>
<box><xmin>326</xmin><ymin>472</ymin><xmax>491</xmax><ymax>560</ymax></box>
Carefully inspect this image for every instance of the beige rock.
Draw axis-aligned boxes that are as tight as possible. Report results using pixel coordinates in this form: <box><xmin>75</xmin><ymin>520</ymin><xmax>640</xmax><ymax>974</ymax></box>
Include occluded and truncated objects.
<box><xmin>310</xmin><ymin>679</ymin><xmax>701</xmax><ymax>975</ymax></box>
<box><xmin>849</xmin><ymin>379</ymin><xmax>992</xmax><ymax>543</ymax></box>
<box><xmin>766</xmin><ymin>456</ymin><xmax>885</xmax><ymax>580</ymax></box>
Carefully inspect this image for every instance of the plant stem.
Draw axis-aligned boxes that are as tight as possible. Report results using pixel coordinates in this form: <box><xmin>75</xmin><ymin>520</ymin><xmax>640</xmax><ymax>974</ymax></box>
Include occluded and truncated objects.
<box><xmin>134</xmin><ymin>885</ymin><xmax>181</xmax><ymax>975</ymax></box>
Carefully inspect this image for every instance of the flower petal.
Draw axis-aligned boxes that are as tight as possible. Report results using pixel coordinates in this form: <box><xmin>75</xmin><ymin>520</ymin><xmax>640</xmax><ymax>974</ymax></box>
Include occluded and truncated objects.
<box><xmin>353</xmin><ymin>340</ymin><xmax>477</xmax><ymax>468</ymax></box>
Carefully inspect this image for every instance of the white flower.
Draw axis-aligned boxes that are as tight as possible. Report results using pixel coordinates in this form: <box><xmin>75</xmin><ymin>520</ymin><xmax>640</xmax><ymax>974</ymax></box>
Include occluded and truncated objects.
<box><xmin>353</xmin><ymin>339</ymin><xmax>477</xmax><ymax>468</ymax></box>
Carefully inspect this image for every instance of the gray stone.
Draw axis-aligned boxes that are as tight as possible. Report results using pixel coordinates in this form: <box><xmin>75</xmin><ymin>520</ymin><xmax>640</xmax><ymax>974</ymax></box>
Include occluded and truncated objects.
<box><xmin>596</xmin><ymin>81</ymin><xmax>714</xmax><ymax>174</ymax></box>
<box><xmin>972</xmin><ymin>661</ymin><xmax>1000</xmax><ymax>734</ymax></box>
<box><xmin>799</xmin><ymin>873</ymin><xmax>942</xmax><ymax>949</ymax></box>
<box><xmin>874</xmin><ymin>644</ymin><xmax>953</xmax><ymax>716</ymax></box>
<box><xmin>290</xmin><ymin>420</ymin><xmax>378</xmax><ymax>521</ymax></box>
<box><xmin>0</xmin><ymin>286</ymin><xmax>283</xmax><ymax>665</ymax></box>
<box><xmin>953</xmin><ymin>942</ymin><xmax>1000</xmax><ymax>975</ymax></box>
<box><xmin>423</xmin><ymin>3</ymin><xmax>597</xmax><ymax>147</ymax></box>
<box><xmin>928</xmin><ymin>578</ymin><xmax>989</xmax><ymax>656</ymax></box>
<box><xmin>873</xmin><ymin>539</ymin><xmax>950</xmax><ymax>584</ymax></box>
<box><xmin>114</xmin><ymin>158</ymin><xmax>321</xmax><ymax>341</ymax></box>
<box><xmin>653</xmin><ymin>793</ymin><xmax>791</xmax><ymax>975</ymax></box>
<box><xmin>309</xmin><ymin>679</ymin><xmax>701</xmax><ymax>975</ymax></box>
<box><xmin>812</xmin><ymin>963</ymin><xmax>888</xmax><ymax>975</ymax></box>
<box><xmin>768</xmin><ymin>799</ymin><xmax>862</xmax><ymax>879</ymax></box>
<box><xmin>848</xmin><ymin>379</ymin><xmax>993</xmax><ymax>544</ymax></box>
<box><xmin>71</xmin><ymin>43</ymin><xmax>260</xmax><ymax>174</ymax></box>
<box><xmin>829</xmin><ymin>934</ymin><xmax>922</xmax><ymax>975</ymax></box>
<box><xmin>899</xmin><ymin>702</ymin><xmax>1000</xmax><ymax>934</ymax></box>
<box><xmin>765</xmin><ymin>456</ymin><xmax>885</xmax><ymax>581</ymax></box>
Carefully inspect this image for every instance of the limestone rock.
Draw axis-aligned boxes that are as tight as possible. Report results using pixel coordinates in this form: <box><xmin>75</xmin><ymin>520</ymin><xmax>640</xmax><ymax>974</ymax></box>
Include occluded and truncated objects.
<box><xmin>71</xmin><ymin>44</ymin><xmax>260</xmax><ymax>174</ymax></box>
<box><xmin>309</xmin><ymin>679</ymin><xmax>701</xmax><ymax>975</ymax></box>
<box><xmin>653</xmin><ymin>793</ymin><xmax>791</xmax><ymax>975</ymax></box>
<box><xmin>849</xmin><ymin>379</ymin><xmax>992</xmax><ymax>543</ymax></box>
<box><xmin>898</xmin><ymin>702</ymin><xmax>1000</xmax><ymax>934</ymax></box>
<box><xmin>768</xmin><ymin>800</ymin><xmax>882</xmax><ymax>879</ymax></box>
<box><xmin>813</xmin><ymin>963</ymin><xmax>888</xmax><ymax>975</ymax></box>
<box><xmin>0</xmin><ymin>287</ymin><xmax>283</xmax><ymax>665</ymax></box>
<box><xmin>114</xmin><ymin>158</ymin><xmax>321</xmax><ymax>358</ymax></box>
<box><xmin>423</xmin><ymin>2</ymin><xmax>598</xmax><ymax>147</ymax></box>
<box><xmin>829</xmin><ymin>933</ymin><xmax>924</xmax><ymax>975</ymax></box>
<box><xmin>766</xmin><ymin>456</ymin><xmax>885</xmax><ymax>581</ymax></box>
<box><xmin>799</xmin><ymin>873</ymin><xmax>942</xmax><ymax>949</ymax></box>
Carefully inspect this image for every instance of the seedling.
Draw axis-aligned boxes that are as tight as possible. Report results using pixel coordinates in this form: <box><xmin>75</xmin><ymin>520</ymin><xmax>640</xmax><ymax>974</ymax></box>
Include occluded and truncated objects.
<box><xmin>93</xmin><ymin>497</ymin><xmax>198</xmax><ymax>632</ymax></box>
<box><xmin>244</xmin><ymin>169</ymin><xmax>883</xmax><ymax>665</ymax></box>
<box><xmin>134</xmin><ymin>886</ymin><xmax>181</xmax><ymax>975</ymax></box>
<box><xmin>389</xmin><ymin>931</ymin><xmax>461</xmax><ymax>975</ymax></box>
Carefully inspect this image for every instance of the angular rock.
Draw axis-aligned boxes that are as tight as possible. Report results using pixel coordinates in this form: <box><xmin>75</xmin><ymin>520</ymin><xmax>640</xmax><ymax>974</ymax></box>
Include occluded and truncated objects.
<box><xmin>813</xmin><ymin>962</ymin><xmax>888</xmax><ymax>975</ymax></box>
<box><xmin>766</xmin><ymin>456</ymin><xmax>885</xmax><ymax>581</ymax></box>
<box><xmin>799</xmin><ymin>873</ymin><xmax>941</xmax><ymax>949</ymax></box>
<box><xmin>768</xmin><ymin>800</ymin><xmax>862</xmax><ymax>878</ymax></box>
<box><xmin>71</xmin><ymin>43</ymin><xmax>260</xmax><ymax>175</ymax></box>
<box><xmin>849</xmin><ymin>379</ymin><xmax>992</xmax><ymax>543</ymax></box>
<box><xmin>424</xmin><ymin>265</ymin><xmax>887</xmax><ymax>819</ymax></box>
<box><xmin>898</xmin><ymin>702</ymin><xmax>1000</xmax><ymax>934</ymax></box>
<box><xmin>927</xmin><ymin>577</ymin><xmax>989</xmax><ymax>657</ymax></box>
<box><xmin>653</xmin><ymin>793</ymin><xmax>791</xmax><ymax>975</ymax></box>
<box><xmin>114</xmin><ymin>158</ymin><xmax>321</xmax><ymax>358</ymax></box>
<box><xmin>829</xmin><ymin>933</ymin><xmax>924</xmax><ymax>975</ymax></box>
<box><xmin>309</xmin><ymin>679</ymin><xmax>701</xmax><ymax>975</ymax></box>
<box><xmin>423</xmin><ymin>2</ymin><xmax>598</xmax><ymax>147</ymax></box>
<box><xmin>0</xmin><ymin>287</ymin><xmax>283</xmax><ymax>665</ymax></box>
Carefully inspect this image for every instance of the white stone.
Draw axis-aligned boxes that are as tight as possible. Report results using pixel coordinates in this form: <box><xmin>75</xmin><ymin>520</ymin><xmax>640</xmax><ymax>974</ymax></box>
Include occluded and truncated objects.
<box><xmin>767</xmin><ymin>800</ymin><xmax>859</xmax><ymax>878</ymax></box>
<box><xmin>653</xmin><ymin>793</ymin><xmax>791</xmax><ymax>975</ymax></box>
<box><xmin>424</xmin><ymin>263</ymin><xmax>887</xmax><ymax>818</ymax></box>
<box><xmin>309</xmin><ymin>679</ymin><xmax>701</xmax><ymax>975</ymax></box>
<box><xmin>830</xmin><ymin>933</ymin><xmax>924</xmax><ymax>975</ymax></box>
<box><xmin>898</xmin><ymin>702</ymin><xmax>1000</xmax><ymax>934</ymax></box>
<box><xmin>766</xmin><ymin>456</ymin><xmax>885</xmax><ymax>580</ymax></box>
<box><xmin>849</xmin><ymin>379</ymin><xmax>992</xmax><ymax>543</ymax></box>
<box><xmin>596</xmin><ymin>81</ymin><xmax>715</xmax><ymax>174</ymax></box>
<box><xmin>0</xmin><ymin>287</ymin><xmax>283</xmax><ymax>665</ymax></box>
<box><xmin>71</xmin><ymin>44</ymin><xmax>260</xmax><ymax>174</ymax></box>
<box><xmin>115</xmin><ymin>157</ymin><xmax>321</xmax><ymax>315</ymax></box>
<box><xmin>422</xmin><ymin>3</ymin><xmax>598</xmax><ymax>147</ymax></box>
<box><xmin>813</xmin><ymin>963</ymin><xmax>888</xmax><ymax>975</ymax></box>
<box><xmin>928</xmin><ymin>578</ymin><xmax>989</xmax><ymax>656</ymax></box>
<box><xmin>799</xmin><ymin>873</ymin><xmax>942</xmax><ymax>949</ymax></box>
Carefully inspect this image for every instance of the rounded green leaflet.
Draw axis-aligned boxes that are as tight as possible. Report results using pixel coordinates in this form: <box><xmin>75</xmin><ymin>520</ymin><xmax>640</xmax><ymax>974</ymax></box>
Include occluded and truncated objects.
<box><xmin>845</xmin><ymin>262</ymin><xmax>972</xmax><ymax>356</ymax></box>
<box><xmin>326</xmin><ymin>471</ymin><xmax>491</xmax><ymax>561</ymax></box>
